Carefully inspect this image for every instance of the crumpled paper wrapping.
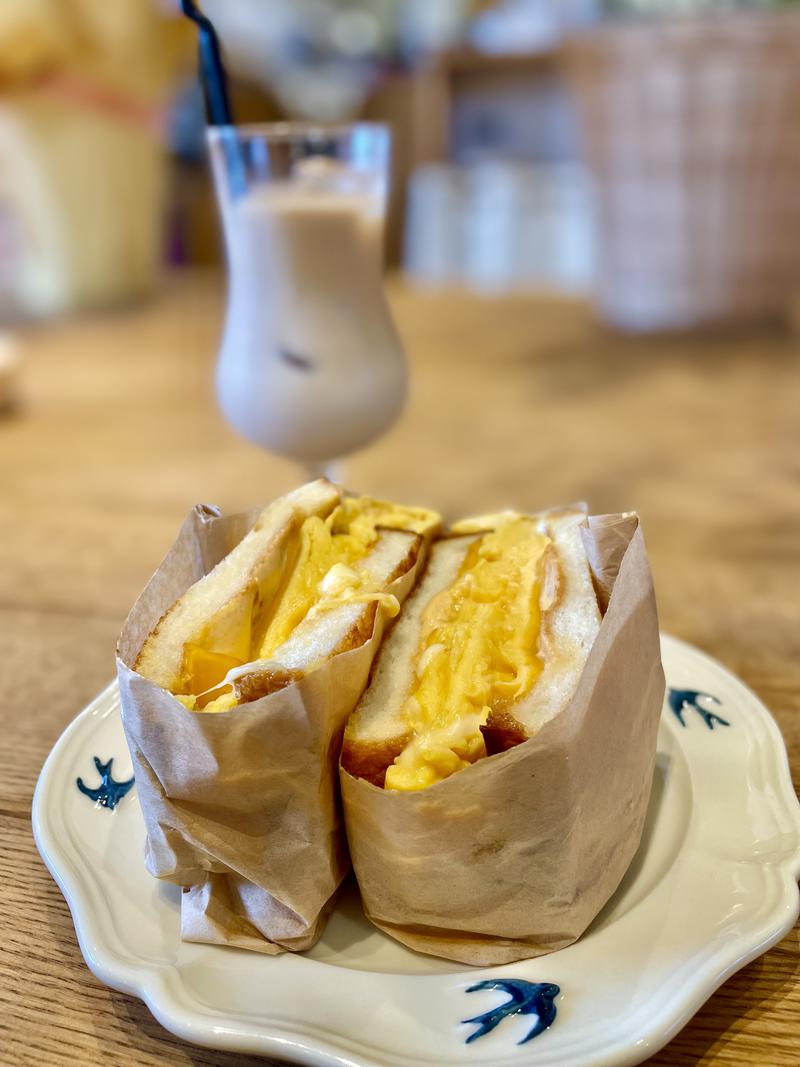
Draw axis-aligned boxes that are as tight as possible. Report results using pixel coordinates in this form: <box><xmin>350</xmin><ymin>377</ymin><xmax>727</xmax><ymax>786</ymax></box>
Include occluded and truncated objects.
<box><xmin>340</xmin><ymin>514</ymin><xmax>664</xmax><ymax>965</ymax></box>
<box><xmin>117</xmin><ymin>502</ymin><xmax>425</xmax><ymax>955</ymax></box>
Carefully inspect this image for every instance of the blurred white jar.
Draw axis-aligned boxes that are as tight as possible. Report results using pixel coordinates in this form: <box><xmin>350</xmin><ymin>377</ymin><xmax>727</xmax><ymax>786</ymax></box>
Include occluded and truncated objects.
<box><xmin>405</xmin><ymin>159</ymin><xmax>594</xmax><ymax>294</ymax></box>
<box><xmin>462</xmin><ymin>161</ymin><xmax>523</xmax><ymax>292</ymax></box>
<box><xmin>519</xmin><ymin>163</ymin><xmax>595</xmax><ymax>291</ymax></box>
<box><xmin>403</xmin><ymin>164</ymin><xmax>465</xmax><ymax>286</ymax></box>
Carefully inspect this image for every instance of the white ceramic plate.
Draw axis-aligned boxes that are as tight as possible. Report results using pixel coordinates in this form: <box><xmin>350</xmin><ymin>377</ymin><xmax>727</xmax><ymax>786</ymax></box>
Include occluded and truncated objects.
<box><xmin>33</xmin><ymin>635</ymin><xmax>800</xmax><ymax>1067</ymax></box>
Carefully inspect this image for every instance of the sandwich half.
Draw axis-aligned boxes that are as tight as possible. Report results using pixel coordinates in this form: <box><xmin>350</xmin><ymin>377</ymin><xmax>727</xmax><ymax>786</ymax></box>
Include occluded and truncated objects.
<box><xmin>118</xmin><ymin>479</ymin><xmax>442</xmax><ymax>956</ymax></box>
<box><xmin>342</xmin><ymin>507</ymin><xmax>601</xmax><ymax>789</ymax></box>
<box><xmin>339</xmin><ymin>508</ymin><xmax>664</xmax><ymax>966</ymax></box>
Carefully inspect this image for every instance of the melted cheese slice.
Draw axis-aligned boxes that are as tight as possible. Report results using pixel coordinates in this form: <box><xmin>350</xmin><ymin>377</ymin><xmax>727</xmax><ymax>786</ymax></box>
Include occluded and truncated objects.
<box><xmin>384</xmin><ymin>519</ymin><xmax>551</xmax><ymax>790</ymax></box>
<box><xmin>173</xmin><ymin>496</ymin><xmax>436</xmax><ymax>710</ymax></box>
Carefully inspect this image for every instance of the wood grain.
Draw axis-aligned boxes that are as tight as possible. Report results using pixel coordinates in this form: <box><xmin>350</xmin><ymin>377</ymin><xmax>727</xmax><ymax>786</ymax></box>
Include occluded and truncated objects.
<box><xmin>1</xmin><ymin>273</ymin><xmax>798</xmax><ymax>1065</ymax></box>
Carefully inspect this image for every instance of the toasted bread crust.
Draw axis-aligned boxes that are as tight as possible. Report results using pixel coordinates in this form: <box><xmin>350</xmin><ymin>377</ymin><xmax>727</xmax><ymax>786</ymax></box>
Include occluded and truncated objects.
<box><xmin>234</xmin><ymin>668</ymin><xmax>305</xmax><ymax>703</ymax></box>
<box><xmin>480</xmin><ymin>709</ymin><xmax>528</xmax><ymax>755</ymax></box>
<box><xmin>341</xmin><ymin>733</ymin><xmax>411</xmax><ymax>788</ymax></box>
<box><xmin>383</xmin><ymin>533</ymin><xmax>422</xmax><ymax>583</ymax></box>
<box><xmin>331</xmin><ymin>602</ymin><xmax>379</xmax><ymax>659</ymax></box>
<box><xmin>324</xmin><ymin>535</ymin><xmax>421</xmax><ymax>659</ymax></box>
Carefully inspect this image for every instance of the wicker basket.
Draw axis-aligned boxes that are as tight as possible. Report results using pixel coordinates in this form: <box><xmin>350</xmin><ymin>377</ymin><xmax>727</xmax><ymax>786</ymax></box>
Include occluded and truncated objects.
<box><xmin>565</xmin><ymin>12</ymin><xmax>800</xmax><ymax>332</ymax></box>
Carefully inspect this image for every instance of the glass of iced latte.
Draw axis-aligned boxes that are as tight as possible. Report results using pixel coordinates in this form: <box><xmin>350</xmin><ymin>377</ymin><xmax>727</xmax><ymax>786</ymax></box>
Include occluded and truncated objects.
<box><xmin>207</xmin><ymin>123</ymin><xmax>406</xmax><ymax>472</ymax></box>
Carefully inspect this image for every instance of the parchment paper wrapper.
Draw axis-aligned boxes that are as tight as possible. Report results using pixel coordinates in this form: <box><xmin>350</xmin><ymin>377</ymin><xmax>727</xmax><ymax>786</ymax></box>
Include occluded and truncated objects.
<box><xmin>117</xmin><ymin>503</ymin><xmax>424</xmax><ymax>955</ymax></box>
<box><xmin>340</xmin><ymin>515</ymin><xmax>664</xmax><ymax>965</ymax></box>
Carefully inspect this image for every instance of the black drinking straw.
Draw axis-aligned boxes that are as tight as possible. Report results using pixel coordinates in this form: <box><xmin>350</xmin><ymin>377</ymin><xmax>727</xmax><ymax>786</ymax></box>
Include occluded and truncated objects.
<box><xmin>181</xmin><ymin>0</ymin><xmax>233</xmax><ymax>125</ymax></box>
<box><xmin>181</xmin><ymin>0</ymin><xmax>246</xmax><ymax>196</ymax></box>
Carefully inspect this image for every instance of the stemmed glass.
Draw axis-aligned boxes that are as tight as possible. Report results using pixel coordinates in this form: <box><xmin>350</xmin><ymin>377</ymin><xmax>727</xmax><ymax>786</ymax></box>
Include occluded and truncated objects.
<box><xmin>207</xmin><ymin>122</ymin><xmax>407</xmax><ymax>477</ymax></box>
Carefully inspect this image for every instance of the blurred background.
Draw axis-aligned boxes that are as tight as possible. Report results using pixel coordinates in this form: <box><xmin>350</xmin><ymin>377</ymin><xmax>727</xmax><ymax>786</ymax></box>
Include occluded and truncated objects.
<box><xmin>1</xmin><ymin>0</ymin><xmax>799</xmax><ymax>657</ymax></box>
<box><xmin>4</xmin><ymin>0</ymin><xmax>800</xmax><ymax>328</ymax></box>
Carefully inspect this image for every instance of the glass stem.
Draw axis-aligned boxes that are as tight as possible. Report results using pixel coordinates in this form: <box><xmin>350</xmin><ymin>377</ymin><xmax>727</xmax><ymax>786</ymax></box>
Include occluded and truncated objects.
<box><xmin>302</xmin><ymin>460</ymin><xmax>343</xmax><ymax>484</ymax></box>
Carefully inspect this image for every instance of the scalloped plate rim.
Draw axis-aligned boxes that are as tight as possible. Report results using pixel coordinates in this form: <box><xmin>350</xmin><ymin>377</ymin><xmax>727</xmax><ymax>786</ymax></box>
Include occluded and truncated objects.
<box><xmin>32</xmin><ymin>634</ymin><xmax>800</xmax><ymax>1067</ymax></box>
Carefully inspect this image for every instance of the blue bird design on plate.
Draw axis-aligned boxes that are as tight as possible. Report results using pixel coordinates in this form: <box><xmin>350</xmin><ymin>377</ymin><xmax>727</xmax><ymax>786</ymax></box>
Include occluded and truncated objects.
<box><xmin>76</xmin><ymin>757</ymin><xmax>135</xmax><ymax>810</ymax></box>
<box><xmin>668</xmin><ymin>688</ymin><xmax>730</xmax><ymax>730</ymax></box>
<box><xmin>462</xmin><ymin>979</ymin><xmax>560</xmax><ymax>1045</ymax></box>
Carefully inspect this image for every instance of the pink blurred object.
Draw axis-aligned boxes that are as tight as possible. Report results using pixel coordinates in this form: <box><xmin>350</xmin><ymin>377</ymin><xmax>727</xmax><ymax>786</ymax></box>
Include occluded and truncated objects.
<box><xmin>566</xmin><ymin>12</ymin><xmax>800</xmax><ymax>333</ymax></box>
<box><xmin>0</xmin><ymin>0</ymin><xmax>185</xmax><ymax>317</ymax></box>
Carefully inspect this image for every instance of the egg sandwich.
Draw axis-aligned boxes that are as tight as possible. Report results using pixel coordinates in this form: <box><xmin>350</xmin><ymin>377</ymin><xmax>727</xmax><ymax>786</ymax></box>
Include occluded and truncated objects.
<box><xmin>119</xmin><ymin>480</ymin><xmax>441</xmax><ymax>955</ymax></box>
<box><xmin>120</xmin><ymin>486</ymin><xmax>663</xmax><ymax>963</ymax></box>
<box><xmin>339</xmin><ymin>508</ymin><xmax>663</xmax><ymax>965</ymax></box>
<box><xmin>342</xmin><ymin>507</ymin><xmax>601</xmax><ymax>790</ymax></box>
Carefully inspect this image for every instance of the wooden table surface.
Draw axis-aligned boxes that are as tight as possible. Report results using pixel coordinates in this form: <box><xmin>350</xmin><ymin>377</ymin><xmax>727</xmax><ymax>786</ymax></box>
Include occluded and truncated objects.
<box><xmin>2</xmin><ymin>273</ymin><xmax>798</xmax><ymax>1066</ymax></box>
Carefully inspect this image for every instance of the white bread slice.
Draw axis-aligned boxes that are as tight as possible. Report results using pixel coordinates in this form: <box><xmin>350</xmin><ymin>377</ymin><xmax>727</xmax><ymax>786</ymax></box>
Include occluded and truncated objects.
<box><xmin>233</xmin><ymin>528</ymin><xmax>422</xmax><ymax>703</ymax></box>
<box><xmin>520</xmin><ymin>510</ymin><xmax>602</xmax><ymax>737</ymax></box>
<box><xmin>342</xmin><ymin>509</ymin><xmax>601</xmax><ymax>787</ymax></box>
<box><xmin>135</xmin><ymin>479</ymin><xmax>341</xmax><ymax>691</ymax></box>
<box><xmin>344</xmin><ymin>535</ymin><xmax>474</xmax><ymax>752</ymax></box>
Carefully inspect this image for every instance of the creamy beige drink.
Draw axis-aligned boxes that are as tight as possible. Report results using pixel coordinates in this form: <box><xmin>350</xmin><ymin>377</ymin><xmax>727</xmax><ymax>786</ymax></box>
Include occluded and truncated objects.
<box><xmin>215</xmin><ymin>160</ymin><xmax>406</xmax><ymax>463</ymax></box>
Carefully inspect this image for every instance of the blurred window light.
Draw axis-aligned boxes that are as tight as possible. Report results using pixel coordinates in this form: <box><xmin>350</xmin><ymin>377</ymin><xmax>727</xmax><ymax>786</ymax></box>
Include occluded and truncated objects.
<box><xmin>606</xmin><ymin>1</ymin><xmax>774</xmax><ymax>12</ymax></box>
<box><xmin>399</xmin><ymin>0</ymin><xmax>471</xmax><ymax>56</ymax></box>
<box><xmin>469</xmin><ymin>0</ymin><xmax>602</xmax><ymax>54</ymax></box>
<box><xmin>329</xmin><ymin>9</ymin><xmax>381</xmax><ymax>57</ymax></box>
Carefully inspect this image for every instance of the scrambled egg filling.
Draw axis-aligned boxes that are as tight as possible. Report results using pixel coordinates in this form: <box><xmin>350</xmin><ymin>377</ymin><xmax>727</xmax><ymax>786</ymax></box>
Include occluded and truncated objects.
<box><xmin>174</xmin><ymin>497</ymin><xmax>435</xmax><ymax>711</ymax></box>
<box><xmin>384</xmin><ymin>519</ymin><xmax>550</xmax><ymax>791</ymax></box>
